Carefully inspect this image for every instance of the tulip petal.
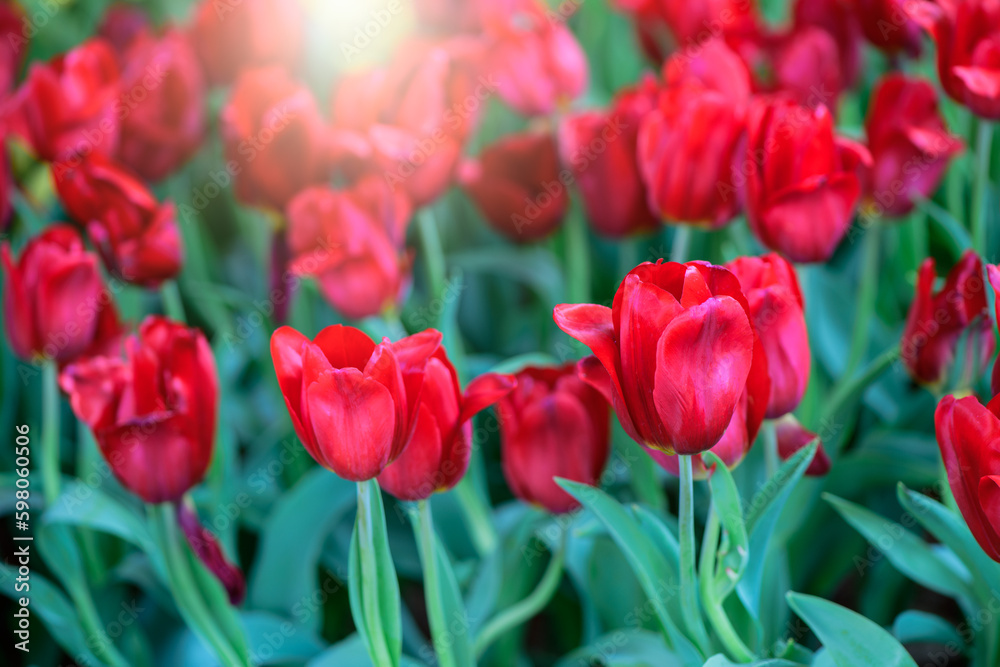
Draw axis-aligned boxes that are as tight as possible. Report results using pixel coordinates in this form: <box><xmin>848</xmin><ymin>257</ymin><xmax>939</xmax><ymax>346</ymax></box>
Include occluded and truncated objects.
<box><xmin>460</xmin><ymin>372</ymin><xmax>516</xmax><ymax>423</ymax></box>
<box><xmin>1</xmin><ymin>243</ymin><xmax>35</xmax><ymax>359</ymax></box>
<box><xmin>312</xmin><ymin>324</ymin><xmax>376</xmax><ymax>370</ymax></box>
<box><xmin>979</xmin><ymin>476</ymin><xmax>1000</xmax><ymax>551</ymax></box>
<box><xmin>760</xmin><ymin>172</ymin><xmax>860</xmax><ymax>263</ymax></box>
<box><xmin>378</xmin><ymin>403</ymin><xmax>443</xmax><ymax>501</ymax></box>
<box><xmin>553</xmin><ymin>303</ymin><xmax>628</xmax><ymax>420</ymax></box>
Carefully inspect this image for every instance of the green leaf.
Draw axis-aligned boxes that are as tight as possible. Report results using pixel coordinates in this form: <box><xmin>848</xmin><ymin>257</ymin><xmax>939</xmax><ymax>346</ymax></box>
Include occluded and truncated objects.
<box><xmin>43</xmin><ymin>481</ymin><xmax>154</xmax><ymax>555</ymax></box>
<box><xmin>241</xmin><ymin>611</ymin><xmax>325</xmax><ymax>664</ymax></box>
<box><xmin>555</xmin><ymin>629</ymin><xmax>683</xmax><ymax>666</ymax></box>
<box><xmin>892</xmin><ymin>610</ymin><xmax>965</xmax><ymax>650</ymax></box>
<box><xmin>786</xmin><ymin>593</ymin><xmax>917</xmax><ymax>667</ymax></box>
<box><xmin>704</xmin><ymin>452</ymin><xmax>749</xmax><ymax>595</ymax></box>
<box><xmin>702</xmin><ymin>656</ymin><xmax>804</xmax><ymax>667</ymax></box>
<box><xmin>824</xmin><ymin>493</ymin><xmax>974</xmax><ymax>601</ymax></box>
<box><xmin>186</xmin><ymin>530</ymin><xmax>250</xmax><ymax>663</ymax></box>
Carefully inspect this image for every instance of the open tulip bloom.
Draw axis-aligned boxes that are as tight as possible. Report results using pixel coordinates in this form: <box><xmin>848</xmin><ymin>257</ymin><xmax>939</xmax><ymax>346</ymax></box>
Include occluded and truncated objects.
<box><xmin>6</xmin><ymin>1</ymin><xmax>1000</xmax><ymax>667</ymax></box>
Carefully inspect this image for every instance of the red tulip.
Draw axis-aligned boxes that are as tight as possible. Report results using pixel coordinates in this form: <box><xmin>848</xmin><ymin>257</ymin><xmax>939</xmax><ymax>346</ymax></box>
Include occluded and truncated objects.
<box><xmin>53</xmin><ymin>153</ymin><xmax>183</xmax><ymax>288</ymax></box>
<box><xmin>851</xmin><ymin>0</ymin><xmax>923</xmax><ymax>56</ymax></box>
<box><xmin>768</xmin><ymin>26</ymin><xmax>847</xmax><ymax>109</ymax></box>
<box><xmin>559</xmin><ymin>75</ymin><xmax>658</xmax><ymax>237</ymax></box>
<box><xmin>378</xmin><ymin>353</ymin><xmax>515</xmax><ymax>501</ymax></box>
<box><xmin>176</xmin><ymin>502</ymin><xmax>245</xmax><ymax>604</ymax></box>
<box><xmin>901</xmin><ymin>251</ymin><xmax>995</xmax><ymax>387</ymax></box>
<box><xmin>220</xmin><ymin>67</ymin><xmax>329</xmax><ymax>211</ymax></box>
<box><xmin>286</xmin><ymin>176</ymin><xmax>412</xmax><ymax>320</ymax></box>
<box><xmin>792</xmin><ymin>0</ymin><xmax>863</xmax><ymax>93</ymax></box>
<box><xmin>0</xmin><ymin>2</ymin><xmax>26</xmax><ymax>97</ymax></box>
<box><xmin>908</xmin><ymin>0</ymin><xmax>1000</xmax><ymax>119</ymax></box>
<box><xmin>935</xmin><ymin>393</ymin><xmax>1000</xmax><ymax>562</ymax></box>
<box><xmin>638</xmin><ymin>39</ymin><xmax>751</xmax><ymax>228</ymax></box>
<box><xmin>97</xmin><ymin>4</ymin><xmax>149</xmax><ymax>55</ymax></box>
<box><xmin>989</xmin><ymin>265</ymin><xmax>1000</xmax><ymax>396</ymax></box>
<box><xmin>554</xmin><ymin>260</ymin><xmax>769</xmax><ymax>456</ymax></box>
<box><xmin>864</xmin><ymin>74</ymin><xmax>963</xmax><ymax>218</ymax></box>
<box><xmin>498</xmin><ymin>364</ymin><xmax>610</xmax><ymax>514</ymax></box>
<box><xmin>744</xmin><ymin>98</ymin><xmax>872</xmax><ymax>263</ymax></box>
<box><xmin>117</xmin><ymin>29</ymin><xmax>206</xmax><ymax>182</ymax></box>
<box><xmin>10</xmin><ymin>39</ymin><xmax>120</xmax><ymax>162</ymax></box>
<box><xmin>459</xmin><ymin>131</ymin><xmax>567</xmax><ymax>242</ymax></box>
<box><xmin>726</xmin><ymin>253</ymin><xmax>810</xmax><ymax>418</ymax></box>
<box><xmin>59</xmin><ymin>316</ymin><xmax>217</xmax><ymax>504</ymax></box>
<box><xmin>270</xmin><ymin>325</ymin><xmax>443</xmax><ymax>482</ymax></box>
<box><xmin>774</xmin><ymin>415</ymin><xmax>830</xmax><ymax>476</ymax></box>
<box><xmin>618</xmin><ymin>0</ymin><xmax>760</xmax><ymax>63</ymax></box>
<box><xmin>2</xmin><ymin>225</ymin><xmax>122</xmax><ymax>364</ymax></box>
<box><xmin>189</xmin><ymin>0</ymin><xmax>303</xmax><ymax>86</ymax></box>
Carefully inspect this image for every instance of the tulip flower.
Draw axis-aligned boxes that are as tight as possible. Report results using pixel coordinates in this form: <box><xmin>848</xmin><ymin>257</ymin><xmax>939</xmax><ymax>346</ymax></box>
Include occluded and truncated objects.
<box><xmin>0</xmin><ymin>1</ymin><xmax>25</xmax><ymax>96</ymax></box>
<box><xmin>498</xmin><ymin>364</ymin><xmax>610</xmax><ymax>514</ymax></box>
<box><xmin>792</xmin><ymin>0</ymin><xmax>863</xmax><ymax>93</ymax></box>
<box><xmin>864</xmin><ymin>74</ymin><xmax>963</xmax><ymax>218</ymax></box>
<box><xmin>617</xmin><ymin>0</ymin><xmax>759</xmax><ymax>63</ymax></box>
<box><xmin>59</xmin><ymin>317</ymin><xmax>218</xmax><ymax>504</ymax></box>
<box><xmin>189</xmin><ymin>0</ymin><xmax>303</xmax><ymax>86</ymax></box>
<box><xmin>413</xmin><ymin>0</ymin><xmax>483</xmax><ymax>33</ymax></box>
<box><xmin>10</xmin><ymin>38</ymin><xmax>120</xmax><ymax>162</ymax></box>
<box><xmin>270</xmin><ymin>325</ymin><xmax>443</xmax><ymax>481</ymax></box>
<box><xmin>744</xmin><ymin>98</ymin><xmax>872</xmax><ymax>263</ymax></box>
<box><xmin>908</xmin><ymin>0</ymin><xmax>1000</xmax><ymax>119</ymax></box>
<box><xmin>851</xmin><ymin>0</ymin><xmax>922</xmax><ymax>56</ymax></box>
<box><xmin>176</xmin><ymin>501</ymin><xmax>246</xmax><ymax>604</ymax></box>
<box><xmin>774</xmin><ymin>415</ymin><xmax>830</xmax><ymax>476</ymax></box>
<box><xmin>767</xmin><ymin>26</ymin><xmax>847</xmax><ymax>108</ymax></box>
<box><xmin>286</xmin><ymin>177</ymin><xmax>412</xmax><ymax>320</ymax></box>
<box><xmin>727</xmin><ymin>253</ymin><xmax>810</xmax><ymax>418</ymax></box>
<box><xmin>559</xmin><ymin>75</ymin><xmax>658</xmax><ymax>238</ymax></box>
<box><xmin>97</xmin><ymin>3</ymin><xmax>148</xmax><ymax>55</ymax></box>
<box><xmin>53</xmin><ymin>153</ymin><xmax>183</xmax><ymax>288</ymax></box>
<box><xmin>378</xmin><ymin>351</ymin><xmax>515</xmax><ymax>501</ymax></box>
<box><xmin>554</xmin><ymin>260</ymin><xmax>769</xmax><ymax>456</ymax></box>
<box><xmin>989</xmin><ymin>265</ymin><xmax>1000</xmax><ymax>396</ymax></box>
<box><xmin>638</xmin><ymin>39</ymin><xmax>751</xmax><ymax>228</ymax></box>
<box><xmin>117</xmin><ymin>29</ymin><xmax>206</xmax><ymax>182</ymax></box>
<box><xmin>2</xmin><ymin>225</ymin><xmax>122</xmax><ymax>364</ymax></box>
<box><xmin>459</xmin><ymin>131</ymin><xmax>567</xmax><ymax>242</ymax></box>
<box><xmin>935</xmin><ymin>393</ymin><xmax>1000</xmax><ymax>561</ymax></box>
<box><xmin>220</xmin><ymin>67</ymin><xmax>329</xmax><ymax>211</ymax></box>
<box><xmin>901</xmin><ymin>251</ymin><xmax>995</xmax><ymax>387</ymax></box>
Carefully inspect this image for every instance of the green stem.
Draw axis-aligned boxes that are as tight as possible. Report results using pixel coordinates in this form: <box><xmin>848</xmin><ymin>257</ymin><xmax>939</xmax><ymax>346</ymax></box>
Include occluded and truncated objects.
<box><xmin>473</xmin><ymin>529</ymin><xmax>566</xmax><ymax>657</ymax></box>
<box><xmin>566</xmin><ymin>202</ymin><xmax>591</xmax><ymax>304</ymax></box>
<box><xmin>947</xmin><ymin>111</ymin><xmax>970</xmax><ymax>225</ymax></box>
<box><xmin>678</xmin><ymin>455</ymin><xmax>712</xmax><ymax>654</ymax></box>
<box><xmin>823</xmin><ymin>345</ymin><xmax>901</xmax><ymax>436</ymax></box>
<box><xmin>844</xmin><ymin>221</ymin><xmax>881</xmax><ymax>379</ymax></box>
<box><xmin>414</xmin><ymin>501</ymin><xmax>458</xmax><ymax>667</ymax></box>
<box><xmin>972</xmin><ymin>120</ymin><xmax>994</xmax><ymax>256</ymax></box>
<box><xmin>418</xmin><ymin>208</ymin><xmax>447</xmax><ymax>312</ymax></box>
<box><xmin>41</xmin><ymin>361</ymin><xmax>60</xmax><ymax>506</ymax></box>
<box><xmin>699</xmin><ymin>506</ymin><xmax>755</xmax><ymax>662</ymax></box>
<box><xmin>454</xmin><ymin>477</ymin><xmax>498</xmax><ymax>556</ymax></box>
<box><xmin>161</xmin><ymin>280</ymin><xmax>187</xmax><ymax>322</ymax></box>
<box><xmin>357</xmin><ymin>480</ymin><xmax>394</xmax><ymax>667</ymax></box>
<box><xmin>762</xmin><ymin>421</ymin><xmax>778</xmax><ymax>479</ymax></box>
<box><xmin>669</xmin><ymin>226</ymin><xmax>691</xmax><ymax>264</ymax></box>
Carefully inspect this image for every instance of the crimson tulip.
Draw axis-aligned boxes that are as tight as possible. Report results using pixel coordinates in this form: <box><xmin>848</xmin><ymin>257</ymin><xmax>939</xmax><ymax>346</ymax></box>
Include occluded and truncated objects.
<box><xmin>864</xmin><ymin>74</ymin><xmax>963</xmax><ymax>218</ymax></box>
<box><xmin>618</xmin><ymin>0</ymin><xmax>759</xmax><ymax>63</ymax></box>
<box><xmin>2</xmin><ymin>225</ymin><xmax>122</xmax><ymax>364</ymax></box>
<box><xmin>766</xmin><ymin>26</ymin><xmax>848</xmax><ymax>109</ymax></box>
<box><xmin>554</xmin><ymin>260</ymin><xmax>769</xmax><ymax>456</ymax></box>
<box><xmin>727</xmin><ymin>253</ymin><xmax>810</xmax><ymax>418</ymax></box>
<box><xmin>220</xmin><ymin>67</ymin><xmax>329</xmax><ymax>211</ymax></box>
<box><xmin>901</xmin><ymin>251</ymin><xmax>995</xmax><ymax>387</ymax></box>
<box><xmin>459</xmin><ymin>131</ymin><xmax>567</xmax><ymax>242</ymax></box>
<box><xmin>286</xmin><ymin>176</ymin><xmax>412</xmax><ymax>320</ymax></box>
<box><xmin>851</xmin><ymin>0</ymin><xmax>923</xmax><ymax>55</ymax></box>
<box><xmin>909</xmin><ymin>0</ymin><xmax>1000</xmax><ymax>119</ymax></box>
<box><xmin>638</xmin><ymin>39</ymin><xmax>751</xmax><ymax>228</ymax></box>
<box><xmin>0</xmin><ymin>1</ymin><xmax>25</xmax><ymax>97</ymax></box>
<box><xmin>498</xmin><ymin>364</ymin><xmax>610</xmax><ymax>514</ymax></box>
<box><xmin>792</xmin><ymin>0</ymin><xmax>863</xmax><ymax>93</ymax></box>
<box><xmin>53</xmin><ymin>153</ymin><xmax>183</xmax><ymax>288</ymax></box>
<box><xmin>10</xmin><ymin>38</ymin><xmax>120</xmax><ymax>162</ymax></box>
<box><xmin>559</xmin><ymin>75</ymin><xmax>658</xmax><ymax>238</ymax></box>
<box><xmin>989</xmin><ymin>265</ymin><xmax>1000</xmax><ymax>396</ymax></box>
<box><xmin>60</xmin><ymin>316</ymin><xmax>217</xmax><ymax>504</ymax></box>
<box><xmin>378</xmin><ymin>352</ymin><xmax>514</xmax><ymax>501</ymax></box>
<box><xmin>176</xmin><ymin>502</ymin><xmax>246</xmax><ymax>604</ymax></box>
<box><xmin>774</xmin><ymin>415</ymin><xmax>830</xmax><ymax>476</ymax></box>
<box><xmin>270</xmin><ymin>325</ymin><xmax>443</xmax><ymax>482</ymax></box>
<box><xmin>744</xmin><ymin>98</ymin><xmax>872</xmax><ymax>263</ymax></box>
<box><xmin>117</xmin><ymin>29</ymin><xmax>206</xmax><ymax>182</ymax></box>
<box><xmin>935</xmin><ymin>393</ymin><xmax>1000</xmax><ymax>562</ymax></box>
<box><xmin>97</xmin><ymin>4</ymin><xmax>148</xmax><ymax>55</ymax></box>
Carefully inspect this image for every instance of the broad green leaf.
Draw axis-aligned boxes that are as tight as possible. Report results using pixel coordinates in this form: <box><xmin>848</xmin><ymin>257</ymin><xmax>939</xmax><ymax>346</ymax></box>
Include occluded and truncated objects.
<box><xmin>43</xmin><ymin>481</ymin><xmax>154</xmax><ymax>554</ymax></box>
<box><xmin>786</xmin><ymin>593</ymin><xmax>917</xmax><ymax>667</ymax></box>
<box><xmin>555</xmin><ymin>629</ymin><xmax>683</xmax><ymax>667</ymax></box>
<box><xmin>241</xmin><ymin>611</ymin><xmax>325</xmax><ymax>664</ymax></box>
<box><xmin>307</xmin><ymin>634</ymin><xmax>426</xmax><ymax>667</ymax></box>
<box><xmin>892</xmin><ymin>610</ymin><xmax>965</xmax><ymax>650</ymax></box>
<box><xmin>703</xmin><ymin>656</ymin><xmax>804</xmax><ymax>666</ymax></box>
<box><xmin>186</xmin><ymin>530</ymin><xmax>250</xmax><ymax>663</ymax></box>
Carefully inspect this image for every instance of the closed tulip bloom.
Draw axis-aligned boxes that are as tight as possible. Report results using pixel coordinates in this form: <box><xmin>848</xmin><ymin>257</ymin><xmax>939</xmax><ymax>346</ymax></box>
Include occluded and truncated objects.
<box><xmin>220</xmin><ymin>67</ymin><xmax>328</xmax><ymax>211</ymax></box>
<box><xmin>459</xmin><ymin>131</ymin><xmax>567</xmax><ymax>242</ymax></box>
<box><xmin>851</xmin><ymin>0</ymin><xmax>923</xmax><ymax>56</ymax></box>
<box><xmin>286</xmin><ymin>177</ymin><xmax>412</xmax><ymax>320</ymax></box>
<box><xmin>117</xmin><ymin>29</ymin><xmax>206</xmax><ymax>182</ymax></box>
<box><xmin>908</xmin><ymin>0</ymin><xmax>1000</xmax><ymax>119</ymax></box>
<box><xmin>774</xmin><ymin>414</ymin><xmax>830</xmax><ymax>476</ymax></box>
<box><xmin>619</xmin><ymin>0</ymin><xmax>759</xmax><ymax>62</ymax></box>
<box><xmin>554</xmin><ymin>260</ymin><xmax>769</xmax><ymax>456</ymax></box>
<box><xmin>559</xmin><ymin>75</ymin><xmax>658</xmax><ymax>237</ymax></box>
<box><xmin>768</xmin><ymin>26</ymin><xmax>847</xmax><ymax>108</ymax></box>
<box><xmin>727</xmin><ymin>253</ymin><xmax>810</xmax><ymax>418</ymax></box>
<box><xmin>499</xmin><ymin>364</ymin><xmax>610</xmax><ymax>514</ymax></box>
<box><xmin>176</xmin><ymin>502</ymin><xmax>245</xmax><ymax>604</ymax></box>
<box><xmin>0</xmin><ymin>1</ymin><xmax>25</xmax><ymax>96</ymax></box>
<box><xmin>270</xmin><ymin>325</ymin><xmax>443</xmax><ymax>482</ymax></box>
<box><xmin>59</xmin><ymin>317</ymin><xmax>217</xmax><ymax>504</ymax></box>
<box><xmin>865</xmin><ymin>74</ymin><xmax>963</xmax><ymax>218</ymax></box>
<box><xmin>989</xmin><ymin>265</ymin><xmax>1000</xmax><ymax>396</ymax></box>
<box><xmin>10</xmin><ymin>39</ymin><xmax>120</xmax><ymax>162</ymax></box>
<box><xmin>638</xmin><ymin>39</ymin><xmax>751</xmax><ymax>228</ymax></box>
<box><xmin>792</xmin><ymin>0</ymin><xmax>863</xmax><ymax>92</ymax></box>
<box><xmin>745</xmin><ymin>98</ymin><xmax>872</xmax><ymax>263</ymax></box>
<box><xmin>2</xmin><ymin>225</ymin><xmax>122</xmax><ymax>364</ymax></box>
<box><xmin>935</xmin><ymin>393</ymin><xmax>1000</xmax><ymax>561</ymax></box>
<box><xmin>901</xmin><ymin>251</ymin><xmax>995</xmax><ymax>387</ymax></box>
<box><xmin>378</xmin><ymin>352</ymin><xmax>515</xmax><ymax>501</ymax></box>
<box><xmin>53</xmin><ymin>153</ymin><xmax>182</xmax><ymax>287</ymax></box>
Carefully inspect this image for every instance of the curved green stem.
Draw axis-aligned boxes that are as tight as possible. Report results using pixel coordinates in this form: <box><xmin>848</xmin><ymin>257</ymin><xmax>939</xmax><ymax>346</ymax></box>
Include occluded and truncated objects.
<box><xmin>669</xmin><ymin>226</ymin><xmax>691</xmax><ymax>264</ymax></box>
<box><xmin>414</xmin><ymin>501</ymin><xmax>458</xmax><ymax>667</ymax></box>
<box><xmin>972</xmin><ymin>120</ymin><xmax>994</xmax><ymax>256</ymax></box>
<box><xmin>356</xmin><ymin>480</ymin><xmax>395</xmax><ymax>667</ymax></box>
<box><xmin>678</xmin><ymin>455</ymin><xmax>712</xmax><ymax>655</ymax></box>
<box><xmin>41</xmin><ymin>361</ymin><xmax>60</xmax><ymax>507</ymax></box>
<box><xmin>844</xmin><ymin>221</ymin><xmax>881</xmax><ymax>379</ymax></box>
<box><xmin>699</xmin><ymin>506</ymin><xmax>755</xmax><ymax>662</ymax></box>
<box><xmin>161</xmin><ymin>280</ymin><xmax>187</xmax><ymax>322</ymax></box>
<box><xmin>418</xmin><ymin>208</ymin><xmax>447</xmax><ymax>314</ymax></box>
<box><xmin>474</xmin><ymin>529</ymin><xmax>566</xmax><ymax>657</ymax></box>
<box><xmin>454</xmin><ymin>477</ymin><xmax>498</xmax><ymax>557</ymax></box>
<box><xmin>566</xmin><ymin>201</ymin><xmax>591</xmax><ymax>304</ymax></box>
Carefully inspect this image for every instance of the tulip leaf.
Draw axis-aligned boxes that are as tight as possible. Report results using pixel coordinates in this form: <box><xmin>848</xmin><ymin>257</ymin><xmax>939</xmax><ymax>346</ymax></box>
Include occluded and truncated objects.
<box><xmin>185</xmin><ymin>531</ymin><xmax>250</xmax><ymax>663</ymax></box>
<box><xmin>786</xmin><ymin>592</ymin><xmax>918</xmax><ymax>667</ymax></box>
<box><xmin>892</xmin><ymin>610</ymin><xmax>965</xmax><ymax>650</ymax></box>
<box><xmin>240</xmin><ymin>611</ymin><xmax>326</xmax><ymax>664</ymax></box>
<box><xmin>824</xmin><ymin>493</ymin><xmax>974</xmax><ymax>602</ymax></box>
<box><xmin>42</xmin><ymin>480</ymin><xmax>155</xmax><ymax>555</ymax></box>
<box><xmin>554</xmin><ymin>629</ymin><xmax>684</xmax><ymax>666</ymax></box>
<box><xmin>703</xmin><ymin>451</ymin><xmax>749</xmax><ymax>596</ymax></box>
<box><xmin>306</xmin><ymin>633</ymin><xmax>427</xmax><ymax>666</ymax></box>
<box><xmin>703</xmin><ymin>657</ymin><xmax>804</xmax><ymax>667</ymax></box>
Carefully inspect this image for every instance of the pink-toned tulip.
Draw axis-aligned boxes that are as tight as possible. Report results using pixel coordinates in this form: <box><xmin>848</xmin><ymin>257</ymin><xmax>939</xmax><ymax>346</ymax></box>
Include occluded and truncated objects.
<box><xmin>97</xmin><ymin>4</ymin><xmax>148</xmax><ymax>55</ymax></box>
<box><xmin>774</xmin><ymin>415</ymin><xmax>830</xmax><ymax>476</ymax></box>
<box><xmin>559</xmin><ymin>75</ymin><xmax>658</xmax><ymax>237</ymax></box>
<box><xmin>616</xmin><ymin>0</ymin><xmax>760</xmax><ymax>63</ymax></box>
<box><xmin>499</xmin><ymin>364</ymin><xmax>610</xmax><ymax>514</ymax></box>
<box><xmin>270</xmin><ymin>325</ymin><xmax>443</xmax><ymax>481</ymax></box>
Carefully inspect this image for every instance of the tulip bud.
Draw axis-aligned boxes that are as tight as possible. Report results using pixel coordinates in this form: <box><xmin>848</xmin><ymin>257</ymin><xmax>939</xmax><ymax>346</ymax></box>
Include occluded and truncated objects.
<box><xmin>792</xmin><ymin>0</ymin><xmax>863</xmax><ymax>94</ymax></box>
<box><xmin>774</xmin><ymin>415</ymin><xmax>830</xmax><ymax>476</ymax></box>
<box><xmin>60</xmin><ymin>317</ymin><xmax>217</xmax><ymax>504</ymax></box>
<box><xmin>176</xmin><ymin>502</ymin><xmax>246</xmax><ymax>605</ymax></box>
<box><xmin>850</xmin><ymin>0</ymin><xmax>922</xmax><ymax>56</ymax></box>
<box><xmin>498</xmin><ymin>364</ymin><xmax>610</xmax><ymax>514</ymax></box>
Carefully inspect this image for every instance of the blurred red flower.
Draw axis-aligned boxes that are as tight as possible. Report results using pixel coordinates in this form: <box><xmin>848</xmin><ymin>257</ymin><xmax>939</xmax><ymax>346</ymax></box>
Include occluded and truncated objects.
<box><xmin>851</xmin><ymin>0</ymin><xmax>923</xmax><ymax>56</ymax></box>
<box><xmin>774</xmin><ymin>414</ymin><xmax>830</xmax><ymax>476</ymax></box>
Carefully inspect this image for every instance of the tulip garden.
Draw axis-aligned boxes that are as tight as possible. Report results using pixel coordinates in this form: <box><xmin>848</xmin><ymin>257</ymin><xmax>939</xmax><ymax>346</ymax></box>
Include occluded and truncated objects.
<box><xmin>2</xmin><ymin>0</ymin><xmax>1000</xmax><ymax>665</ymax></box>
